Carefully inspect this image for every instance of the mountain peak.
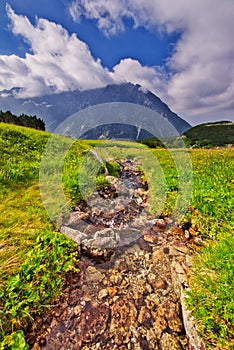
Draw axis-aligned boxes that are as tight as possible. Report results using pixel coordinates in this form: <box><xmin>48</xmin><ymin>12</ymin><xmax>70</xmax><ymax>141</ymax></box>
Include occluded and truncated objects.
<box><xmin>0</xmin><ymin>83</ymin><xmax>191</xmax><ymax>137</ymax></box>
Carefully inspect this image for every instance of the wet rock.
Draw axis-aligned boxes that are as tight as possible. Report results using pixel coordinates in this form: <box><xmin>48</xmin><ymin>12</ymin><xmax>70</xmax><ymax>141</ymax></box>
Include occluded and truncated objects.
<box><xmin>143</xmin><ymin>229</ymin><xmax>159</xmax><ymax>244</ymax></box>
<box><xmin>138</xmin><ymin>306</ymin><xmax>152</xmax><ymax>326</ymax></box>
<box><xmin>166</xmin><ymin>304</ymin><xmax>183</xmax><ymax>333</ymax></box>
<box><xmin>98</xmin><ymin>288</ymin><xmax>108</xmax><ymax>300</ymax></box>
<box><xmin>60</xmin><ymin>226</ymin><xmax>87</xmax><ymax>244</ymax></box>
<box><xmin>153</xmin><ymin>317</ymin><xmax>167</xmax><ymax>338</ymax></box>
<box><xmin>67</xmin><ymin>211</ymin><xmax>89</xmax><ymax>226</ymax></box>
<box><xmin>110</xmin><ymin>296</ymin><xmax>138</xmax><ymax>345</ymax></box>
<box><xmin>161</xmin><ymin>332</ymin><xmax>183</xmax><ymax>350</ymax></box>
<box><xmin>85</xmin><ymin>266</ymin><xmax>105</xmax><ymax>283</ymax></box>
<box><xmin>108</xmin><ymin>286</ymin><xmax>117</xmax><ymax>297</ymax></box>
<box><xmin>80</xmin><ymin>302</ymin><xmax>110</xmax><ymax>343</ymax></box>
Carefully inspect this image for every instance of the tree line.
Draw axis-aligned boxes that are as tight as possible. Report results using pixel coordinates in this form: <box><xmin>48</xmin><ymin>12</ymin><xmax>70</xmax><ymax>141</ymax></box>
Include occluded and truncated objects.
<box><xmin>0</xmin><ymin>110</ymin><xmax>45</xmax><ymax>131</ymax></box>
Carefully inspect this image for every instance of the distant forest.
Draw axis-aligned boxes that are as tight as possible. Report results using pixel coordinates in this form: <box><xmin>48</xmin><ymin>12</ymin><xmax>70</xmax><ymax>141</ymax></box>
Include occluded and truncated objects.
<box><xmin>0</xmin><ymin>110</ymin><xmax>45</xmax><ymax>131</ymax></box>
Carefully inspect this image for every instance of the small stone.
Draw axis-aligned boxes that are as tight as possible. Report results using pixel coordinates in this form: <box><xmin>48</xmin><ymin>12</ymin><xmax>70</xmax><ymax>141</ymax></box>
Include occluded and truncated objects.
<box><xmin>109</xmin><ymin>271</ymin><xmax>122</xmax><ymax>284</ymax></box>
<box><xmin>153</xmin><ymin>317</ymin><xmax>167</xmax><ymax>338</ymax></box>
<box><xmin>110</xmin><ymin>296</ymin><xmax>138</xmax><ymax>344</ymax></box>
<box><xmin>98</xmin><ymin>289</ymin><xmax>108</xmax><ymax>300</ymax></box>
<box><xmin>115</xmin><ymin>204</ymin><xmax>126</xmax><ymax>211</ymax></box>
<box><xmin>154</xmin><ymin>219</ymin><xmax>166</xmax><ymax>229</ymax></box>
<box><xmin>138</xmin><ymin>306</ymin><xmax>151</xmax><ymax>326</ymax></box>
<box><xmin>85</xmin><ymin>266</ymin><xmax>105</xmax><ymax>283</ymax></box>
<box><xmin>108</xmin><ymin>286</ymin><xmax>117</xmax><ymax>297</ymax></box>
<box><xmin>67</xmin><ymin>211</ymin><xmax>89</xmax><ymax>225</ymax></box>
<box><xmin>161</xmin><ymin>332</ymin><xmax>183</xmax><ymax>350</ymax></box>
<box><xmin>184</xmin><ymin>230</ymin><xmax>190</xmax><ymax>239</ymax></box>
<box><xmin>138</xmin><ymin>238</ymin><xmax>152</xmax><ymax>252</ymax></box>
<box><xmin>189</xmin><ymin>227</ymin><xmax>197</xmax><ymax>236</ymax></box>
<box><xmin>143</xmin><ymin>230</ymin><xmax>158</xmax><ymax>244</ymax></box>
<box><xmin>74</xmin><ymin>305</ymin><xmax>82</xmax><ymax>316</ymax></box>
<box><xmin>193</xmin><ymin>237</ymin><xmax>205</xmax><ymax>246</ymax></box>
<box><xmin>163</xmin><ymin>247</ymin><xmax>170</xmax><ymax>254</ymax></box>
<box><xmin>145</xmin><ymin>293</ymin><xmax>160</xmax><ymax>309</ymax></box>
<box><xmin>118</xmin><ymin>260</ymin><xmax>128</xmax><ymax>272</ymax></box>
<box><xmin>172</xmin><ymin>262</ymin><xmax>185</xmax><ymax>275</ymax></box>
<box><xmin>152</xmin><ymin>249</ymin><xmax>164</xmax><ymax>262</ymax></box>
<box><xmin>80</xmin><ymin>302</ymin><xmax>109</xmax><ymax>343</ymax></box>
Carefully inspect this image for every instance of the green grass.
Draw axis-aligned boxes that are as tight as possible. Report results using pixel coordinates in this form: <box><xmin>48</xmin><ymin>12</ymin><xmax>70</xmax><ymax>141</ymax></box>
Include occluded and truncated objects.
<box><xmin>0</xmin><ymin>123</ymin><xmax>233</xmax><ymax>349</ymax></box>
<box><xmin>0</xmin><ymin>123</ymin><xmax>89</xmax><ymax>348</ymax></box>
<box><xmin>187</xmin><ymin>232</ymin><xmax>234</xmax><ymax>349</ymax></box>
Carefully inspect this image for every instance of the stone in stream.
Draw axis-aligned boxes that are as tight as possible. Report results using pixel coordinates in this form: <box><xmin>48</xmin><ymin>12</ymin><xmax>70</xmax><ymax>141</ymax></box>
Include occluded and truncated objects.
<box><xmin>110</xmin><ymin>296</ymin><xmax>138</xmax><ymax>345</ymax></box>
<box><xmin>79</xmin><ymin>302</ymin><xmax>110</xmax><ymax>343</ymax></box>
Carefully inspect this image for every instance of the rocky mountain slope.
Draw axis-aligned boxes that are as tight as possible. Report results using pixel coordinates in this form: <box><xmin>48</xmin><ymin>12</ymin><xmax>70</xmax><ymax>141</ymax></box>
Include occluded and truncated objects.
<box><xmin>0</xmin><ymin>83</ymin><xmax>191</xmax><ymax>138</ymax></box>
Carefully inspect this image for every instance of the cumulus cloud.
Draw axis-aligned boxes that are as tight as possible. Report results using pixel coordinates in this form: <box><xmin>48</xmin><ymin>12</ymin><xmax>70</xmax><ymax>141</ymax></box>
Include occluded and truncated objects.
<box><xmin>69</xmin><ymin>0</ymin><xmax>234</xmax><ymax>121</ymax></box>
<box><xmin>0</xmin><ymin>4</ymin><xmax>114</xmax><ymax>97</ymax></box>
<box><xmin>0</xmin><ymin>1</ymin><xmax>233</xmax><ymax>123</ymax></box>
<box><xmin>112</xmin><ymin>59</ymin><xmax>168</xmax><ymax>98</ymax></box>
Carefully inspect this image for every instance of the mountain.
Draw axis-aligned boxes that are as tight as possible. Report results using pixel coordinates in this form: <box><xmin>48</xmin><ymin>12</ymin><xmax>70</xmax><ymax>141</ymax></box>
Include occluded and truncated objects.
<box><xmin>183</xmin><ymin>121</ymin><xmax>234</xmax><ymax>147</ymax></box>
<box><xmin>0</xmin><ymin>83</ymin><xmax>191</xmax><ymax>139</ymax></box>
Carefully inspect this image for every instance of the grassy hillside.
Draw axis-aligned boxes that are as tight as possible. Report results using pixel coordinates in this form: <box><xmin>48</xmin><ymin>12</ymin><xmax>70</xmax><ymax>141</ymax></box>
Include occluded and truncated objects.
<box><xmin>184</xmin><ymin>121</ymin><xmax>234</xmax><ymax>147</ymax></box>
<box><xmin>0</xmin><ymin>123</ymin><xmax>233</xmax><ymax>348</ymax></box>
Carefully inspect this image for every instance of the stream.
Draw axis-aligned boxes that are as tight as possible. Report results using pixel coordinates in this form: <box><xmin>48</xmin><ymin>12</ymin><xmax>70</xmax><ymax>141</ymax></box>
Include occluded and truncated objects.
<box><xmin>26</xmin><ymin>159</ymin><xmax>204</xmax><ymax>350</ymax></box>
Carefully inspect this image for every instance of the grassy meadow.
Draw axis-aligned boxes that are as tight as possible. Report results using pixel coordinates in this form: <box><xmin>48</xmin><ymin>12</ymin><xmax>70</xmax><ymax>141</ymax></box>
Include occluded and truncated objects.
<box><xmin>0</xmin><ymin>122</ymin><xmax>233</xmax><ymax>349</ymax></box>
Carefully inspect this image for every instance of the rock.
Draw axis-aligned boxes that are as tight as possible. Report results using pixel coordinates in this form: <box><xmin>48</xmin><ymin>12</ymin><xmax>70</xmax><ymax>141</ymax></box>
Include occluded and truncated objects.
<box><xmin>108</xmin><ymin>286</ymin><xmax>117</xmax><ymax>297</ymax></box>
<box><xmin>193</xmin><ymin>237</ymin><xmax>206</xmax><ymax>246</ymax></box>
<box><xmin>60</xmin><ymin>226</ymin><xmax>87</xmax><ymax>244</ymax></box>
<box><xmin>85</xmin><ymin>266</ymin><xmax>105</xmax><ymax>283</ymax></box>
<box><xmin>151</xmin><ymin>278</ymin><xmax>168</xmax><ymax>291</ymax></box>
<box><xmin>138</xmin><ymin>238</ymin><xmax>152</xmax><ymax>252</ymax></box>
<box><xmin>138</xmin><ymin>306</ymin><xmax>151</xmax><ymax>326</ymax></box>
<box><xmin>109</xmin><ymin>271</ymin><xmax>122</xmax><ymax>285</ymax></box>
<box><xmin>166</xmin><ymin>305</ymin><xmax>183</xmax><ymax>333</ymax></box>
<box><xmin>154</xmin><ymin>219</ymin><xmax>166</xmax><ymax>229</ymax></box>
<box><xmin>115</xmin><ymin>203</ymin><xmax>126</xmax><ymax>211</ymax></box>
<box><xmin>172</xmin><ymin>261</ymin><xmax>186</xmax><ymax>275</ymax></box>
<box><xmin>153</xmin><ymin>317</ymin><xmax>167</xmax><ymax>338</ymax></box>
<box><xmin>110</xmin><ymin>296</ymin><xmax>138</xmax><ymax>345</ymax></box>
<box><xmin>152</xmin><ymin>249</ymin><xmax>164</xmax><ymax>262</ymax></box>
<box><xmin>80</xmin><ymin>302</ymin><xmax>110</xmax><ymax>343</ymax></box>
<box><xmin>161</xmin><ymin>332</ymin><xmax>183</xmax><ymax>350</ymax></box>
<box><xmin>98</xmin><ymin>289</ymin><xmax>108</xmax><ymax>300</ymax></box>
<box><xmin>143</xmin><ymin>230</ymin><xmax>159</xmax><ymax>244</ymax></box>
<box><xmin>67</xmin><ymin>211</ymin><xmax>89</xmax><ymax>226</ymax></box>
<box><xmin>145</xmin><ymin>293</ymin><xmax>160</xmax><ymax>309</ymax></box>
<box><xmin>181</xmin><ymin>288</ymin><xmax>206</xmax><ymax>350</ymax></box>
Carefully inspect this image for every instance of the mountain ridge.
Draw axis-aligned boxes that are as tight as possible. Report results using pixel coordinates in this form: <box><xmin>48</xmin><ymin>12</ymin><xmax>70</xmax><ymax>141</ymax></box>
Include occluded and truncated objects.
<box><xmin>0</xmin><ymin>83</ymin><xmax>191</xmax><ymax>138</ymax></box>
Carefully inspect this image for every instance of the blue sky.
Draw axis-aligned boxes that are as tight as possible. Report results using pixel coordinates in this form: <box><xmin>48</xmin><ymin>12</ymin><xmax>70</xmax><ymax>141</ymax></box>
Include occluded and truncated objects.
<box><xmin>0</xmin><ymin>0</ymin><xmax>233</xmax><ymax>124</ymax></box>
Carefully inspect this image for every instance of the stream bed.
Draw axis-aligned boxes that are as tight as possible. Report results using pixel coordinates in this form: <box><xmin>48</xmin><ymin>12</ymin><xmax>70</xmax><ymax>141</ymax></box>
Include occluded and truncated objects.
<box><xmin>26</xmin><ymin>160</ymin><xmax>203</xmax><ymax>350</ymax></box>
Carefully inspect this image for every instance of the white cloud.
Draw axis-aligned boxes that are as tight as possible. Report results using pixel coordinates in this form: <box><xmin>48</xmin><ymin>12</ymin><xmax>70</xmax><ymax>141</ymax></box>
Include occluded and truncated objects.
<box><xmin>69</xmin><ymin>0</ymin><xmax>234</xmax><ymax>121</ymax></box>
<box><xmin>0</xmin><ymin>4</ymin><xmax>114</xmax><ymax>97</ymax></box>
<box><xmin>112</xmin><ymin>59</ymin><xmax>168</xmax><ymax>99</ymax></box>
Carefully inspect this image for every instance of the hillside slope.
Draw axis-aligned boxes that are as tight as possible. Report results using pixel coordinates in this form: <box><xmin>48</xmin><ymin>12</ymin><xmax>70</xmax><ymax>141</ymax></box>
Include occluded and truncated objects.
<box><xmin>184</xmin><ymin>121</ymin><xmax>234</xmax><ymax>147</ymax></box>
